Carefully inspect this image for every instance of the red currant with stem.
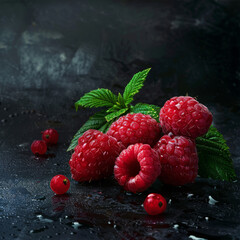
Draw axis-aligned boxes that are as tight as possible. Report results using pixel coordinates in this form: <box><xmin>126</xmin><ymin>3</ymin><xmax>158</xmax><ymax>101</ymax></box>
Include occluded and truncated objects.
<box><xmin>31</xmin><ymin>140</ymin><xmax>47</xmax><ymax>155</ymax></box>
<box><xmin>42</xmin><ymin>128</ymin><xmax>59</xmax><ymax>144</ymax></box>
<box><xmin>144</xmin><ymin>193</ymin><xmax>167</xmax><ymax>215</ymax></box>
<box><xmin>50</xmin><ymin>175</ymin><xmax>70</xmax><ymax>195</ymax></box>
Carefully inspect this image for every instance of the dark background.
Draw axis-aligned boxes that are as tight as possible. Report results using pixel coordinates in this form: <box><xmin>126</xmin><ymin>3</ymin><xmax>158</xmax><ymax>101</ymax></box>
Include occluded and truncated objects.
<box><xmin>0</xmin><ymin>0</ymin><xmax>240</xmax><ymax>239</ymax></box>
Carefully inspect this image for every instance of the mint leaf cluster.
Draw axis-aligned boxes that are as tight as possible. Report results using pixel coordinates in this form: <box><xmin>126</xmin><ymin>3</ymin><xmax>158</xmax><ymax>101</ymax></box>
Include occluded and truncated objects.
<box><xmin>68</xmin><ymin>68</ymin><xmax>157</xmax><ymax>151</ymax></box>
<box><xmin>68</xmin><ymin>69</ymin><xmax>236</xmax><ymax>182</ymax></box>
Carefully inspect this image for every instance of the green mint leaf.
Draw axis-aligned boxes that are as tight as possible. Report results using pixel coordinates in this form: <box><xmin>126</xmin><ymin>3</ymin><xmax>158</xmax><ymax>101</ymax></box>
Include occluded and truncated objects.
<box><xmin>67</xmin><ymin>110</ymin><xmax>108</xmax><ymax>151</ymax></box>
<box><xmin>123</xmin><ymin>68</ymin><xmax>151</xmax><ymax>106</ymax></box>
<box><xmin>117</xmin><ymin>93</ymin><xmax>126</xmax><ymax>108</ymax></box>
<box><xmin>196</xmin><ymin>126</ymin><xmax>236</xmax><ymax>181</ymax></box>
<box><xmin>105</xmin><ymin>108</ymin><xmax>129</xmax><ymax>122</ymax></box>
<box><xmin>131</xmin><ymin>103</ymin><xmax>160</xmax><ymax>122</ymax></box>
<box><xmin>98</xmin><ymin>121</ymin><xmax>113</xmax><ymax>132</ymax></box>
<box><xmin>75</xmin><ymin>88</ymin><xmax>117</xmax><ymax>110</ymax></box>
<box><xmin>106</xmin><ymin>104</ymin><xmax>122</xmax><ymax>113</ymax></box>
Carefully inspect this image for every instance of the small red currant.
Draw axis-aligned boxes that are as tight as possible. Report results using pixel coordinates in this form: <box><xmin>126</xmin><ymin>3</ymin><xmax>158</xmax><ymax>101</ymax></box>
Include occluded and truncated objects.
<box><xmin>42</xmin><ymin>128</ymin><xmax>59</xmax><ymax>144</ymax></box>
<box><xmin>50</xmin><ymin>175</ymin><xmax>70</xmax><ymax>195</ymax></box>
<box><xmin>144</xmin><ymin>193</ymin><xmax>167</xmax><ymax>215</ymax></box>
<box><xmin>31</xmin><ymin>140</ymin><xmax>47</xmax><ymax>155</ymax></box>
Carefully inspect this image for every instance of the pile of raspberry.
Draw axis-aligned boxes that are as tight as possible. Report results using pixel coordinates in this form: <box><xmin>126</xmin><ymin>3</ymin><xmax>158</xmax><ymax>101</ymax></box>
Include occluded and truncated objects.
<box><xmin>69</xmin><ymin>96</ymin><xmax>212</xmax><ymax>193</ymax></box>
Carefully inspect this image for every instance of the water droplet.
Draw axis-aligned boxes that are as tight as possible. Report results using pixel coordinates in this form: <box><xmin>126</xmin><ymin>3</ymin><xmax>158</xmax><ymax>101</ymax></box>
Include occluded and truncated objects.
<box><xmin>126</xmin><ymin>192</ymin><xmax>133</xmax><ymax>196</ymax></box>
<box><xmin>205</xmin><ymin>217</ymin><xmax>209</xmax><ymax>221</ymax></box>
<box><xmin>72</xmin><ymin>221</ymin><xmax>82</xmax><ymax>229</ymax></box>
<box><xmin>189</xmin><ymin>235</ymin><xmax>207</xmax><ymax>240</ymax></box>
<box><xmin>108</xmin><ymin>221</ymin><xmax>111</xmax><ymax>225</ymax></box>
<box><xmin>208</xmin><ymin>196</ymin><xmax>218</xmax><ymax>205</ymax></box>
<box><xmin>187</xmin><ymin>193</ymin><xmax>194</xmax><ymax>198</ymax></box>
<box><xmin>36</xmin><ymin>214</ymin><xmax>53</xmax><ymax>223</ymax></box>
<box><xmin>168</xmin><ymin>199</ymin><xmax>172</xmax><ymax>204</ymax></box>
<box><xmin>173</xmin><ymin>224</ymin><xmax>179</xmax><ymax>229</ymax></box>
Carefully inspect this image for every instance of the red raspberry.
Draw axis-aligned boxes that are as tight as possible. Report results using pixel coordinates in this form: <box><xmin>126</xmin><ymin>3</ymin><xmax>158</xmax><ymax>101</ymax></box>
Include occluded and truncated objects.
<box><xmin>50</xmin><ymin>175</ymin><xmax>70</xmax><ymax>195</ymax></box>
<box><xmin>154</xmin><ymin>135</ymin><xmax>198</xmax><ymax>185</ymax></box>
<box><xmin>144</xmin><ymin>193</ymin><xmax>167</xmax><ymax>215</ymax></box>
<box><xmin>42</xmin><ymin>128</ymin><xmax>59</xmax><ymax>144</ymax></box>
<box><xmin>160</xmin><ymin>96</ymin><xmax>212</xmax><ymax>138</ymax></box>
<box><xmin>31</xmin><ymin>140</ymin><xmax>47</xmax><ymax>155</ymax></box>
<box><xmin>114</xmin><ymin>143</ymin><xmax>161</xmax><ymax>193</ymax></box>
<box><xmin>69</xmin><ymin>129</ymin><xmax>124</xmax><ymax>182</ymax></box>
<box><xmin>107</xmin><ymin>113</ymin><xmax>161</xmax><ymax>148</ymax></box>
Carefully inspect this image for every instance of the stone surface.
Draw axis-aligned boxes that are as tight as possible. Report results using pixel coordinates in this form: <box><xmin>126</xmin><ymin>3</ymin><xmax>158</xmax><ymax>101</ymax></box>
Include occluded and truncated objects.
<box><xmin>0</xmin><ymin>0</ymin><xmax>240</xmax><ymax>239</ymax></box>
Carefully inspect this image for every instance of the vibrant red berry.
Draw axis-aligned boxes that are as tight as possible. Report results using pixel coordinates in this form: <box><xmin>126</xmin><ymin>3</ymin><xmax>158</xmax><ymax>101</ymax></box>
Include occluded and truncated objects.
<box><xmin>154</xmin><ymin>134</ymin><xmax>198</xmax><ymax>185</ymax></box>
<box><xmin>107</xmin><ymin>113</ymin><xmax>161</xmax><ymax>148</ymax></box>
<box><xmin>50</xmin><ymin>175</ymin><xmax>70</xmax><ymax>195</ymax></box>
<box><xmin>114</xmin><ymin>143</ymin><xmax>161</xmax><ymax>193</ymax></box>
<box><xmin>69</xmin><ymin>129</ymin><xmax>124</xmax><ymax>182</ymax></box>
<box><xmin>31</xmin><ymin>140</ymin><xmax>47</xmax><ymax>155</ymax></box>
<box><xmin>42</xmin><ymin>128</ymin><xmax>59</xmax><ymax>144</ymax></box>
<box><xmin>160</xmin><ymin>96</ymin><xmax>212</xmax><ymax>138</ymax></box>
<box><xmin>144</xmin><ymin>193</ymin><xmax>167</xmax><ymax>215</ymax></box>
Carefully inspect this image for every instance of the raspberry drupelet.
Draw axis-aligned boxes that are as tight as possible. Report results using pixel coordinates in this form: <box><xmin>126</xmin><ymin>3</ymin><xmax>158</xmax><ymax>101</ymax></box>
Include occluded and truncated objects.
<box><xmin>154</xmin><ymin>134</ymin><xmax>198</xmax><ymax>186</ymax></box>
<box><xmin>69</xmin><ymin>129</ymin><xmax>124</xmax><ymax>182</ymax></box>
<box><xmin>107</xmin><ymin>113</ymin><xmax>161</xmax><ymax>148</ymax></box>
<box><xmin>114</xmin><ymin>143</ymin><xmax>161</xmax><ymax>193</ymax></box>
<box><xmin>160</xmin><ymin>96</ymin><xmax>212</xmax><ymax>138</ymax></box>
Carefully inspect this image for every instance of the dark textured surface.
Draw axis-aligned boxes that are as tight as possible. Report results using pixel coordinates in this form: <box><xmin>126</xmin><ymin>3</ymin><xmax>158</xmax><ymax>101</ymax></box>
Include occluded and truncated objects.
<box><xmin>0</xmin><ymin>0</ymin><xmax>240</xmax><ymax>239</ymax></box>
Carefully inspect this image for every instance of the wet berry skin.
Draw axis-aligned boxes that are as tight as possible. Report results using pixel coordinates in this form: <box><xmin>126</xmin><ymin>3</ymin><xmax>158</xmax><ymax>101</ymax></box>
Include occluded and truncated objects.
<box><xmin>31</xmin><ymin>140</ymin><xmax>47</xmax><ymax>155</ymax></box>
<box><xmin>144</xmin><ymin>193</ymin><xmax>167</xmax><ymax>215</ymax></box>
<box><xmin>50</xmin><ymin>175</ymin><xmax>70</xmax><ymax>195</ymax></box>
<box><xmin>42</xmin><ymin>128</ymin><xmax>59</xmax><ymax>144</ymax></box>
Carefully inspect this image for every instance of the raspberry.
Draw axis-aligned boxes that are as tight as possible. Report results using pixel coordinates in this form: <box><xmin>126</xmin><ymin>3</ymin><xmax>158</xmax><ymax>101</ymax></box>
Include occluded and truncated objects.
<box><xmin>154</xmin><ymin>135</ymin><xmax>198</xmax><ymax>185</ymax></box>
<box><xmin>42</xmin><ymin>128</ymin><xmax>59</xmax><ymax>144</ymax></box>
<box><xmin>50</xmin><ymin>175</ymin><xmax>70</xmax><ymax>195</ymax></box>
<box><xmin>69</xmin><ymin>129</ymin><xmax>124</xmax><ymax>182</ymax></box>
<box><xmin>31</xmin><ymin>140</ymin><xmax>47</xmax><ymax>155</ymax></box>
<box><xmin>114</xmin><ymin>143</ymin><xmax>161</xmax><ymax>193</ymax></box>
<box><xmin>107</xmin><ymin>113</ymin><xmax>161</xmax><ymax>148</ymax></box>
<box><xmin>160</xmin><ymin>96</ymin><xmax>212</xmax><ymax>138</ymax></box>
<box><xmin>144</xmin><ymin>193</ymin><xmax>167</xmax><ymax>215</ymax></box>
